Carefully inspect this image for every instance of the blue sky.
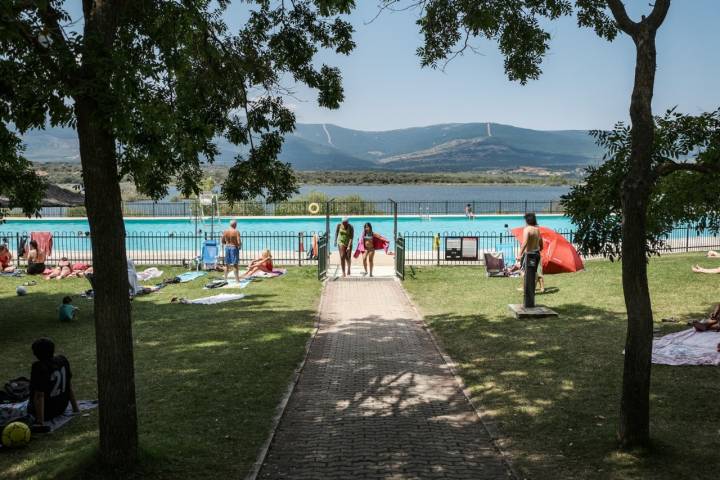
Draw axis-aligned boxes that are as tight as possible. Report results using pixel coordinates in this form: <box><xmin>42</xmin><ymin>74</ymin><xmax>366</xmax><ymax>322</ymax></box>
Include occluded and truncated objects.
<box><xmin>250</xmin><ymin>1</ymin><xmax>720</xmax><ymax>131</ymax></box>
<box><xmin>64</xmin><ymin>1</ymin><xmax>719</xmax><ymax>132</ymax></box>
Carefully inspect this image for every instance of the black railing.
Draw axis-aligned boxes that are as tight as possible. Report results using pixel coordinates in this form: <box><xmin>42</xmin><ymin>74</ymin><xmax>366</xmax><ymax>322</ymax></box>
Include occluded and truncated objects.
<box><xmin>395</xmin><ymin>235</ymin><xmax>405</xmax><ymax>280</ymax></box>
<box><xmin>317</xmin><ymin>233</ymin><xmax>328</xmax><ymax>280</ymax></box>
<box><xmin>4</xmin><ymin>200</ymin><xmax>566</xmax><ymax>218</ymax></box>
<box><xmin>0</xmin><ymin>231</ymin><xmax>321</xmax><ymax>266</ymax></box>
<box><xmin>401</xmin><ymin>226</ymin><xmax>720</xmax><ymax>265</ymax></box>
<box><xmin>2</xmin><ymin>226</ymin><xmax>715</xmax><ymax>270</ymax></box>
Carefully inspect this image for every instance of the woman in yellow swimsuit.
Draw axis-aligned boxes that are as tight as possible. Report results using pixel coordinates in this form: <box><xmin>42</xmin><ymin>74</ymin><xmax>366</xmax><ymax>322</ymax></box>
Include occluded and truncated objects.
<box><xmin>334</xmin><ymin>217</ymin><xmax>354</xmax><ymax>277</ymax></box>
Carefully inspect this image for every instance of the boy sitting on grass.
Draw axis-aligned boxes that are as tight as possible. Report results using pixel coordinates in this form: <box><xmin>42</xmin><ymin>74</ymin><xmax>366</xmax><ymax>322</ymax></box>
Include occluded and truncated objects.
<box><xmin>28</xmin><ymin>338</ymin><xmax>80</xmax><ymax>432</ymax></box>
<box><xmin>58</xmin><ymin>296</ymin><xmax>79</xmax><ymax>322</ymax></box>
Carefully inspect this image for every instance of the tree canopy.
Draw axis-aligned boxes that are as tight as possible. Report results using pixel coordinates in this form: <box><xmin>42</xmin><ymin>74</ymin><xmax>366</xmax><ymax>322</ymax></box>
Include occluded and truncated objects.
<box><xmin>563</xmin><ymin>109</ymin><xmax>720</xmax><ymax>259</ymax></box>
<box><xmin>0</xmin><ymin>0</ymin><xmax>356</xmax><ymax>210</ymax></box>
<box><xmin>383</xmin><ymin>0</ymin><xmax>619</xmax><ymax>83</ymax></box>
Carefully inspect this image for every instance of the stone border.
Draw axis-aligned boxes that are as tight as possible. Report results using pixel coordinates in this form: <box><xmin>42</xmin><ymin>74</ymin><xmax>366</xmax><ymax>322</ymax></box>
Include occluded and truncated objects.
<box><xmin>397</xmin><ymin>280</ymin><xmax>522</xmax><ymax>480</ymax></box>
<box><xmin>244</xmin><ymin>281</ymin><xmax>328</xmax><ymax>480</ymax></box>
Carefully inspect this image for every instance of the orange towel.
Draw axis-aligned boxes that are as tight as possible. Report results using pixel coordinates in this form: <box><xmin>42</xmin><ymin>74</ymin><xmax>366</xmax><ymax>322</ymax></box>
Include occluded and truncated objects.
<box><xmin>31</xmin><ymin>232</ymin><xmax>53</xmax><ymax>257</ymax></box>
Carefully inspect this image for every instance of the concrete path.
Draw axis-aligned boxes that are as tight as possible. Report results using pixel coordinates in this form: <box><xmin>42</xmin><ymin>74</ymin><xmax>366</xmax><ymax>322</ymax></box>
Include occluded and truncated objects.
<box><xmin>258</xmin><ymin>278</ymin><xmax>512</xmax><ymax>480</ymax></box>
<box><xmin>328</xmin><ymin>251</ymin><xmax>396</xmax><ymax>278</ymax></box>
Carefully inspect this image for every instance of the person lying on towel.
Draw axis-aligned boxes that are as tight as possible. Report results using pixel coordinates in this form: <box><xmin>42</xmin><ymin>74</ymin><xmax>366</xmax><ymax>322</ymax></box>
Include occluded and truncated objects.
<box><xmin>27</xmin><ymin>338</ymin><xmax>80</xmax><ymax>432</ymax></box>
<box><xmin>45</xmin><ymin>257</ymin><xmax>72</xmax><ymax>280</ymax></box>
<box><xmin>241</xmin><ymin>250</ymin><xmax>273</xmax><ymax>278</ymax></box>
<box><xmin>693</xmin><ymin>304</ymin><xmax>720</xmax><ymax>332</ymax></box>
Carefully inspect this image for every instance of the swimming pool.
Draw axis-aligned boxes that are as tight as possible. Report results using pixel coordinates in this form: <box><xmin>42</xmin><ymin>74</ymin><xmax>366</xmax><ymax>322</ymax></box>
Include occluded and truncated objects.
<box><xmin>1</xmin><ymin>214</ymin><xmax>574</xmax><ymax>237</ymax></box>
<box><xmin>0</xmin><ymin>215</ymin><xmax>575</xmax><ymax>264</ymax></box>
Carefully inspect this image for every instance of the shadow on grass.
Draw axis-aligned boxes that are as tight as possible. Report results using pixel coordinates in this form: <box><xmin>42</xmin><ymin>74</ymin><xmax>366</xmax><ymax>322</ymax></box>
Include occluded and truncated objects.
<box><xmin>418</xmin><ymin>303</ymin><xmax>719</xmax><ymax>480</ymax></box>
<box><xmin>0</xmin><ymin>274</ymin><xmax>322</xmax><ymax>480</ymax></box>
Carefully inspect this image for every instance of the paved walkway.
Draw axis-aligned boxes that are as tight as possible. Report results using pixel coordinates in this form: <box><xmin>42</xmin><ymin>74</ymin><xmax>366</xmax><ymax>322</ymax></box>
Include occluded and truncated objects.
<box><xmin>258</xmin><ymin>278</ymin><xmax>512</xmax><ymax>480</ymax></box>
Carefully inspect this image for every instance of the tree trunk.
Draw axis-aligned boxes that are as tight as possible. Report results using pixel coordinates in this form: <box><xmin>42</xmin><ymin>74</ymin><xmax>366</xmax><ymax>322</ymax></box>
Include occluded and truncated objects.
<box><xmin>618</xmin><ymin>25</ymin><xmax>658</xmax><ymax>449</ymax></box>
<box><xmin>76</xmin><ymin>95</ymin><xmax>139</xmax><ymax>467</ymax></box>
<box><xmin>76</xmin><ymin>0</ymin><xmax>138</xmax><ymax>467</ymax></box>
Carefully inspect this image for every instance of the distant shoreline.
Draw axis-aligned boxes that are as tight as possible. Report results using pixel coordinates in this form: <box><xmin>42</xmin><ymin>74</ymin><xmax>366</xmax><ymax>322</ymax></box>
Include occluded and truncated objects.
<box><xmin>298</xmin><ymin>181</ymin><xmax>571</xmax><ymax>187</ymax></box>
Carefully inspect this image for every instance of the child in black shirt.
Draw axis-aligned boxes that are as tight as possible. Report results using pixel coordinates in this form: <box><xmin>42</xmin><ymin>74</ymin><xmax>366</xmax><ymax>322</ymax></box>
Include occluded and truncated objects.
<box><xmin>27</xmin><ymin>338</ymin><xmax>79</xmax><ymax>428</ymax></box>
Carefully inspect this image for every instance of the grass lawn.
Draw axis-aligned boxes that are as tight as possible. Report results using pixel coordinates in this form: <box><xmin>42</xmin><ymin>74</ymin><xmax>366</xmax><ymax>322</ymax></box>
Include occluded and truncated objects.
<box><xmin>0</xmin><ymin>267</ymin><xmax>321</xmax><ymax>479</ymax></box>
<box><xmin>404</xmin><ymin>253</ymin><xmax>720</xmax><ymax>480</ymax></box>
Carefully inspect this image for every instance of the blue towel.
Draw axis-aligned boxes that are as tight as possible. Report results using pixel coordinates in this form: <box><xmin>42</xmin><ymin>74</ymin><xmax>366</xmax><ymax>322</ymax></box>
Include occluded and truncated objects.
<box><xmin>175</xmin><ymin>271</ymin><xmax>208</xmax><ymax>283</ymax></box>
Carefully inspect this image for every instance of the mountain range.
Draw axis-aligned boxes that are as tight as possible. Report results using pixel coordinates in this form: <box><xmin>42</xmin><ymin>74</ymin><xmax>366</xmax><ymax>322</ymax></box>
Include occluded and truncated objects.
<box><xmin>19</xmin><ymin>122</ymin><xmax>603</xmax><ymax>172</ymax></box>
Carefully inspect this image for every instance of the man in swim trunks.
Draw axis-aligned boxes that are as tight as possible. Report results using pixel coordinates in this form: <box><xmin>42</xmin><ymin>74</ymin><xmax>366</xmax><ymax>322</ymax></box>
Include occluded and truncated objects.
<box><xmin>222</xmin><ymin>220</ymin><xmax>242</xmax><ymax>282</ymax></box>
<box><xmin>517</xmin><ymin>212</ymin><xmax>545</xmax><ymax>293</ymax></box>
<box><xmin>334</xmin><ymin>217</ymin><xmax>354</xmax><ymax>277</ymax></box>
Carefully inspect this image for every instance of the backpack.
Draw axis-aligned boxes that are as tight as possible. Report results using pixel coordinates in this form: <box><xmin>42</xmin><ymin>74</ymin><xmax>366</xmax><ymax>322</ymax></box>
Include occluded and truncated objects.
<box><xmin>1</xmin><ymin>377</ymin><xmax>30</xmax><ymax>403</ymax></box>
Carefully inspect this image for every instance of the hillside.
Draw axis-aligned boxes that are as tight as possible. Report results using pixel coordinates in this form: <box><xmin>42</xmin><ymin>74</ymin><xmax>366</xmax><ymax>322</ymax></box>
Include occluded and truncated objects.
<box><xmin>19</xmin><ymin>122</ymin><xmax>602</xmax><ymax>172</ymax></box>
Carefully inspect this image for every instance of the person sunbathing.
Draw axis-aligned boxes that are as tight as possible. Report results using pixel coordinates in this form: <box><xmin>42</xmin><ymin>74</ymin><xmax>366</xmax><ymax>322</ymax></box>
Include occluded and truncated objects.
<box><xmin>26</xmin><ymin>240</ymin><xmax>47</xmax><ymax>275</ymax></box>
<box><xmin>692</xmin><ymin>304</ymin><xmax>720</xmax><ymax>332</ymax></box>
<box><xmin>691</xmin><ymin>264</ymin><xmax>720</xmax><ymax>274</ymax></box>
<box><xmin>45</xmin><ymin>257</ymin><xmax>72</xmax><ymax>280</ymax></box>
<box><xmin>241</xmin><ymin>250</ymin><xmax>273</xmax><ymax>278</ymax></box>
<box><xmin>707</xmin><ymin>250</ymin><xmax>720</xmax><ymax>258</ymax></box>
<box><xmin>0</xmin><ymin>244</ymin><xmax>15</xmax><ymax>273</ymax></box>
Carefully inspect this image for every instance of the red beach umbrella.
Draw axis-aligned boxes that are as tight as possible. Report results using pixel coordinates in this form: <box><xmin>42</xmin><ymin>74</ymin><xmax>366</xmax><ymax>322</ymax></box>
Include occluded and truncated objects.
<box><xmin>511</xmin><ymin>226</ymin><xmax>584</xmax><ymax>274</ymax></box>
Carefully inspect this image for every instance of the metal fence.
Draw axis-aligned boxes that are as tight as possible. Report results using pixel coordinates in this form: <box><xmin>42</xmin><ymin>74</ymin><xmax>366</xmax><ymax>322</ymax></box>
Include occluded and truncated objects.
<box><xmin>0</xmin><ymin>231</ymin><xmax>321</xmax><ymax>266</ymax></box>
<box><xmin>395</xmin><ymin>235</ymin><xmax>406</xmax><ymax>280</ymax></box>
<box><xmin>4</xmin><ymin>200</ymin><xmax>565</xmax><ymax>218</ymax></box>
<box><xmin>317</xmin><ymin>234</ymin><xmax>329</xmax><ymax>280</ymax></box>
<box><xmin>400</xmin><ymin>226</ymin><xmax>720</xmax><ymax>266</ymax></box>
<box><xmin>2</xmin><ymin>225</ymin><xmax>716</xmax><ymax>271</ymax></box>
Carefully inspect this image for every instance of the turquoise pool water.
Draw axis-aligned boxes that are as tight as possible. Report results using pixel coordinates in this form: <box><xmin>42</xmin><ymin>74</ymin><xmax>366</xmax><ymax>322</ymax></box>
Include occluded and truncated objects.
<box><xmin>1</xmin><ymin>214</ymin><xmax>574</xmax><ymax>237</ymax></box>
<box><xmin>0</xmin><ymin>215</ymin><xmax>574</xmax><ymax>259</ymax></box>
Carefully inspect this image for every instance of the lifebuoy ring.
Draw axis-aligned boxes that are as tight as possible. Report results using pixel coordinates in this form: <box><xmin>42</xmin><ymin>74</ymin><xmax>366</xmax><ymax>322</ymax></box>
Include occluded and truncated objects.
<box><xmin>308</xmin><ymin>202</ymin><xmax>320</xmax><ymax>214</ymax></box>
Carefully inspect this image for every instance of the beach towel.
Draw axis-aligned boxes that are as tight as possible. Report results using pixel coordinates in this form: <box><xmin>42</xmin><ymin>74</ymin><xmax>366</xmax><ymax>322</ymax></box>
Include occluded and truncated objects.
<box><xmin>127</xmin><ymin>260</ymin><xmax>141</xmax><ymax>295</ymax></box>
<box><xmin>0</xmin><ymin>400</ymin><xmax>98</xmax><ymax>440</ymax></box>
<box><xmin>0</xmin><ymin>271</ymin><xmax>22</xmax><ymax>277</ymax></box>
<box><xmin>250</xmin><ymin>269</ymin><xmax>287</xmax><ymax>278</ymax></box>
<box><xmin>178</xmin><ymin>293</ymin><xmax>245</xmax><ymax>305</ymax></box>
<box><xmin>136</xmin><ymin>267</ymin><xmax>162</xmax><ymax>281</ymax></box>
<box><xmin>353</xmin><ymin>234</ymin><xmax>390</xmax><ymax>258</ymax></box>
<box><xmin>30</xmin><ymin>232</ymin><xmax>53</xmax><ymax>257</ymax></box>
<box><xmin>175</xmin><ymin>271</ymin><xmax>208</xmax><ymax>283</ymax></box>
<box><xmin>652</xmin><ymin>328</ymin><xmax>720</xmax><ymax>366</ymax></box>
<box><xmin>204</xmin><ymin>278</ymin><xmax>253</xmax><ymax>290</ymax></box>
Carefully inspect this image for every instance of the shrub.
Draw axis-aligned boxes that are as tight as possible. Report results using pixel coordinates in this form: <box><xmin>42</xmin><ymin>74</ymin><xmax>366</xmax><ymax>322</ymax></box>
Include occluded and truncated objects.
<box><xmin>66</xmin><ymin>206</ymin><xmax>87</xmax><ymax>217</ymax></box>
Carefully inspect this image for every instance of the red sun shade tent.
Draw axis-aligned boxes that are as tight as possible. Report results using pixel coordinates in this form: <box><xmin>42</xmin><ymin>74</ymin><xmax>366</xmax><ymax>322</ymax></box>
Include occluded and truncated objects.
<box><xmin>511</xmin><ymin>226</ymin><xmax>584</xmax><ymax>274</ymax></box>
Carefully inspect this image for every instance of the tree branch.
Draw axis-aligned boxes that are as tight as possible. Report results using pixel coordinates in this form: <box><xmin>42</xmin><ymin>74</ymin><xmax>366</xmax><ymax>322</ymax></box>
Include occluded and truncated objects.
<box><xmin>644</xmin><ymin>0</ymin><xmax>671</xmax><ymax>31</ymax></box>
<box><xmin>656</xmin><ymin>159</ymin><xmax>720</xmax><ymax>177</ymax></box>
<box><xmin>10</xmin><ymin>2</ymin><xmax>79</xmax><ymax>86</ymax></box>
<box><xmin>606</xmin><ymin>0</ymin><xmax>639</xmax><ymax>37</ymax></box>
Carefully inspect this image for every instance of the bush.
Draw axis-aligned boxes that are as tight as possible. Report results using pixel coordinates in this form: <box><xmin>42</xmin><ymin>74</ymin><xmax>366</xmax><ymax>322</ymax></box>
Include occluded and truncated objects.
<box><xmin>274</xmin><ymin>191</ymin><xmax>378</xmax><ymax>216</ymax></box>
<box><xmin>66</xmin><ymin>206</ymin><xmax>87</xmax><ymax>217</ymax></box>
<box><xmin>218</xmin><ymin>202</ymin><xmax>266</xmax><ymax>216</ymax></box>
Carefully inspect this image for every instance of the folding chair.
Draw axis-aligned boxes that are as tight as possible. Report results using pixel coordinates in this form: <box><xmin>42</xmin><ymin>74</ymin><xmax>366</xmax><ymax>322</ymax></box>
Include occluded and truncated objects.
<box><xmin>199</xmin><ymin>240</ymin><xmax>219</xmax><ymax>270</ymax></box>
<box><xmin>483</xmin><ymin>252</ymin><xmax>507</xmax><ymax>277</ymax></box>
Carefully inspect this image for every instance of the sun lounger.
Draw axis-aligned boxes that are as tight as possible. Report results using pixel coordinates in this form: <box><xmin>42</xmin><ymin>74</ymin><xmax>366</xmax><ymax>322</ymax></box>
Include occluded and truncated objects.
<box><xmin>199</xmin><ymin>240</ymin><xmax>219</xmax><ymax>270</ymax></box>
<box><xmin>483</xmin><ymin>252</ymin><xmax>507</xmax><ymax>277</ymax></box>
